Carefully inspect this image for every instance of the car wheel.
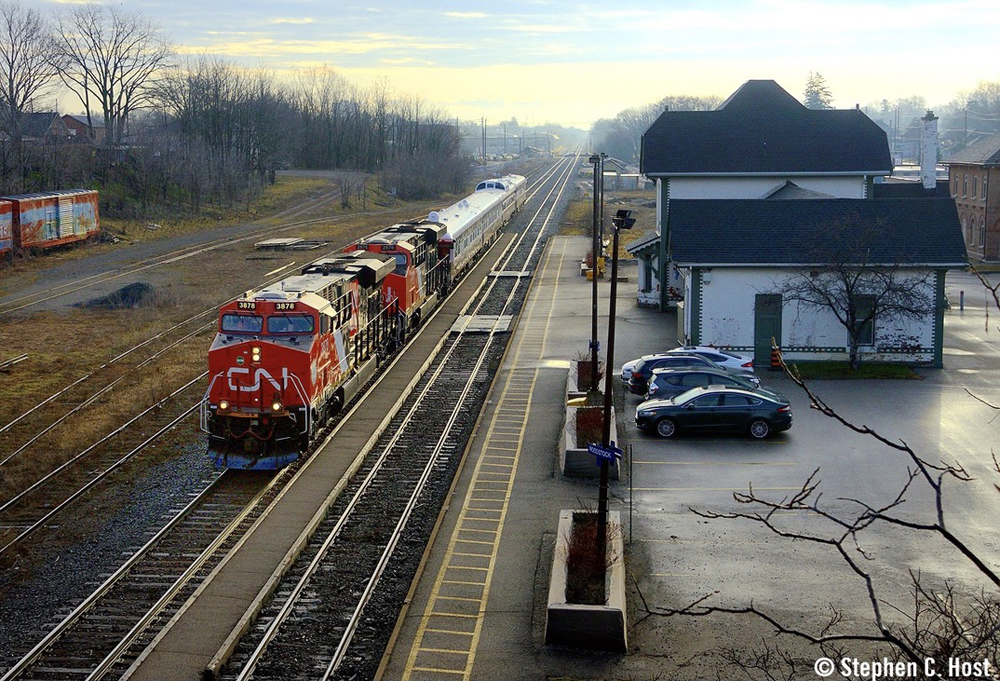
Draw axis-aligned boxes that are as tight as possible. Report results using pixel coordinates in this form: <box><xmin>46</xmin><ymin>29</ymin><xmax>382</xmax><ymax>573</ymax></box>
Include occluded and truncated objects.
<box><xmin>655</xmin><ymin>417</ymin><xmax>677</xmax><ymax>438</ymax></box>
<box><xmin>749</xmin><ymin>419</ymin><xmax>771</xmax><ymax>439</ymax></box>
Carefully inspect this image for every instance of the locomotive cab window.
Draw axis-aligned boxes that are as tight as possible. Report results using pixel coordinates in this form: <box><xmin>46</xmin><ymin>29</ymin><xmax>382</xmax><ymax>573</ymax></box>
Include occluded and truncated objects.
<box><xmin>267</xmin><ymin>314</ymin><xmax>316</xmax><ymax>334</ymax></box>
<box><xmin>221</xmin><ymin>314</ymin><xmax>263</xmax><ymax>334</ymax></box>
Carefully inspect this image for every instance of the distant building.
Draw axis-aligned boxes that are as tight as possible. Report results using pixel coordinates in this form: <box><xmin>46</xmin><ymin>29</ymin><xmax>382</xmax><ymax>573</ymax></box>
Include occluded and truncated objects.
<box><xmin>62</xmin><ymin>114</ymin><xmax>107</xmax><ymax>145</ymax></box>
<box><xmin>943</xmin><ymin>133</ymin><xmax>1000</xmax><ymax>261</ymax></box>
<box><xmin>17</xmin><ymin>113</ymin><xmax>69</xmax><ymax>143</ymax></box>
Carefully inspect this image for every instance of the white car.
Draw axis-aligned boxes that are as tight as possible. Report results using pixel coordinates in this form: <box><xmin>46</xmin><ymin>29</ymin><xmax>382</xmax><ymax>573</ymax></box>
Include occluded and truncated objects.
<box><xmin>666</xmin><ymin>345</ymin><xmax>756</xmax><ymax>375</ymax></box>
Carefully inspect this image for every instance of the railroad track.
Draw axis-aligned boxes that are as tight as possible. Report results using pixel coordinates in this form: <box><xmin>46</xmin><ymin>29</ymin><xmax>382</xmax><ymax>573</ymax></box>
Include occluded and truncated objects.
<box><xmin>0</xmin><ymin>376</ymin><xmax>208</xmax><ymax>556</ymax></box>
<box><xmin>0</xmin><ymin>183</ymin><xmax>349</xmax><ymax>316</ymax></box>
<box><xmin>214</xmin><ymin>153</ymin><xmax>579</xmax><ymax>681</ymax></box>
<box><xmin>0</xmin><ymin>469</ymin><xmax>277</xmax><ymax>681</ymax></box>
<box><xmin>0</xmin><ymin>156</ymin><xmax>577</xmax><ymax>681</ymax></box>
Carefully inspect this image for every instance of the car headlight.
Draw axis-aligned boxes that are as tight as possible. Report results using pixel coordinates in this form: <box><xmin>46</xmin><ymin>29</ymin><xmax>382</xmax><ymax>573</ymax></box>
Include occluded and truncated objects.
<box><xmin>637</xmin><ymin>410</ymin><xmax>654</xmax><ymax>418</ymax></box>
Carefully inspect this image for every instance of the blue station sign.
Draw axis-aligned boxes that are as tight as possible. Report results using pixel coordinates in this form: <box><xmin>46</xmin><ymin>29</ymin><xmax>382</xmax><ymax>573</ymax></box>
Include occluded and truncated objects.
<box><xmin>587</xmin><ymin>441</ymin><xmax>623</xmax><ymax>462</ymax></box>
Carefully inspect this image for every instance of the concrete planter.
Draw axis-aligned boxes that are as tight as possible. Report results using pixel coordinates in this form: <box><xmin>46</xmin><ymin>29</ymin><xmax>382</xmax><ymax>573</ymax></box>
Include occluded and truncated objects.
<box><xmin>562</xmin><ymin>365</ymin><xmax>619</xmax><ymax>479</ymax></box>
<box><xmin>545</xmin><ymin>509</ymin><xmax>627</xmax><ymax>652</ymax></box>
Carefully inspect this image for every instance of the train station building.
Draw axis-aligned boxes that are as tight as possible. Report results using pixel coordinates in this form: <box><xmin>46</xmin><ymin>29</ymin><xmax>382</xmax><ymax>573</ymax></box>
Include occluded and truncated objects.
<box><xmin>632</xmin><ymin>80</ymin><xmax>967</xmax><ymax>367</ymax></box>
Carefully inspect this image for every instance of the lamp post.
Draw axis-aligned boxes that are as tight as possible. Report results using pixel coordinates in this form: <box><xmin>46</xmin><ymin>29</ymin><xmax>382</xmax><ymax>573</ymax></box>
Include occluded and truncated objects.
<box><xmin>597</xmin><ymin>208</ymin><xmax>635</xmax><ymax>566</ymax></box>
<box><xmin>589</xmin><ymin>154</ymin><xmax>601</xmax><ymax>394</ymax></box>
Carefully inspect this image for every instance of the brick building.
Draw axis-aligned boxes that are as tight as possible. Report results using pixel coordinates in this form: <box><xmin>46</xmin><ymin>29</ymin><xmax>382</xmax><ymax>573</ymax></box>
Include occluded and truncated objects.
<box><xmin>944</xmin><ymin>133</ymin><xmax>1000</xmax><ymax>261</ymax></box>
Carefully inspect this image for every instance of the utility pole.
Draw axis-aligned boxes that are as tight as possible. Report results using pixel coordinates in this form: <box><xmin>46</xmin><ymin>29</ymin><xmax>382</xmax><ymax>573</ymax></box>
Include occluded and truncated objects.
<box><xmin>589</xmin><ymin>154</ymin><xmax>601</xmax><ymax>393</ymax></box>
<box><xmin>597</xmin><ymin>209</ymin><xmax>634</xmax><ymax>568</ymax></box>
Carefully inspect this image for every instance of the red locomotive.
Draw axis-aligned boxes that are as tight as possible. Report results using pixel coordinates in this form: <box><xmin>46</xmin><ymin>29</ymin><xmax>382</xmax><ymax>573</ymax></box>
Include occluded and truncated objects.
<box><xmin>202</xmin><ymin>176</ymin><xmax>525</xmax><ymax>469</ymax></box>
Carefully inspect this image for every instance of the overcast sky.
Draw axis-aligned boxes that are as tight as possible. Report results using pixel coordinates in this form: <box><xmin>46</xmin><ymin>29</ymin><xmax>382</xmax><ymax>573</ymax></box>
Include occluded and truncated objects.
<box><xmin>29</xmin><ymin>0</ymin><xmax>1000</xmax><ymax>129</ymax></box>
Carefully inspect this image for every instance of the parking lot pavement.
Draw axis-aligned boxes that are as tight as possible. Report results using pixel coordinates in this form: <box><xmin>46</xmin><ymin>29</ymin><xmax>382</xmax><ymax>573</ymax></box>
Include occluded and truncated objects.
<box><xmin>618</xmin><ymin>271</ymin><xmax>1000</xmax><ymax>663</ymax></box>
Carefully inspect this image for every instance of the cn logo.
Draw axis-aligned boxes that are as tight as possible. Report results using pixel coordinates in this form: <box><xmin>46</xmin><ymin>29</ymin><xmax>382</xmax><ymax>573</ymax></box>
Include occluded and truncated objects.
<box><xmin>227</xmin><ymin>367</ymin><xmax>287</xmax><ymax>392</ymax></box>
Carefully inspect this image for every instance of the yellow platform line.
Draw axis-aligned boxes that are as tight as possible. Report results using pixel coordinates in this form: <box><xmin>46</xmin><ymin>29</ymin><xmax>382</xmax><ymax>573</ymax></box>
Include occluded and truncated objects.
<box><xmin>402</xmin><ymin>241</ymin><xmax>566</xmax><ymax>680</ymax></box>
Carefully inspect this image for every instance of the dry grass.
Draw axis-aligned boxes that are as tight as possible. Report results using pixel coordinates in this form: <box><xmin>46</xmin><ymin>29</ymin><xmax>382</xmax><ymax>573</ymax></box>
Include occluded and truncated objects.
<box><xmin>559</xmin><ymin>187</ymin><xmax>657</xmax><ymax>261</ymax></box>
<box><xmin>0</xmin><ymin>174</ymin><xmax>441</xmax><ymax>499</ymax></box>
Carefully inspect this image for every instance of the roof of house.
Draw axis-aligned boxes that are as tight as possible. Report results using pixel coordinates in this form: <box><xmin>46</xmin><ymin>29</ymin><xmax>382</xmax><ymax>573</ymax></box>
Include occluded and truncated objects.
<box><xmin>21</xmin><ymin>112</ymin><xmax>64</xmax><ymax>138</ymax></box>
<box><xmin>668</xmin><ymin>198</ymin><xmax>967</xmax><ymax>267</ymax></box>
<box><xmin>640</xmin><ymin>80</ymin><xmax>893</xmax><ymax>177</ymax></box>
<box><xmin>872</xmin><ymin>179</ymin><xmax>951</xmax><ymax>198</ymax></box>
<box><xmin>63</xmin><ymin>114</ymin><xmax>106</xmax><ymax>128</ymax></box>
<box><xmin>761</xmin><ymin>181</ymin><xmax>835</xmax><ymax>200</ymax></box>
<box><xmin>944</xmin><ymin>132</ymin><xmax>1000</xmax><ymax>166</ymax></box>
<box><xmin>625</xmin><ymin>232</ymin><xmax>660</xmax><ymax>256</ymax></box>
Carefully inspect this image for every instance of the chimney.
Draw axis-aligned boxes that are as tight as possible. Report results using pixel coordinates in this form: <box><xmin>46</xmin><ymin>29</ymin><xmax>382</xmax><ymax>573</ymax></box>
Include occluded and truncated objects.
<box><xmin>921</xmin><ymin>110</ymin><xmax>939</xmax><ymax>190</ymax></box>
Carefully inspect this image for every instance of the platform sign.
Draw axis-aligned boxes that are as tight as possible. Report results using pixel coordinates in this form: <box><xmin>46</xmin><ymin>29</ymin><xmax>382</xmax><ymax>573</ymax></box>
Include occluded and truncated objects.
<box><xmin>587</xmin><ymin>441</ymin><xmax>623</xmax><ymax>462</ymax></box>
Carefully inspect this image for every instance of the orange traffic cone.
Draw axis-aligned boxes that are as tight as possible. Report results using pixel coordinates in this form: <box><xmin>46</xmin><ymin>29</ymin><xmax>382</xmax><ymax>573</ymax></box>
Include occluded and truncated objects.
<box><xmin>770</xmin><ymin>347</ymin><xmax>781</xmax><ymax>371</ymax></box>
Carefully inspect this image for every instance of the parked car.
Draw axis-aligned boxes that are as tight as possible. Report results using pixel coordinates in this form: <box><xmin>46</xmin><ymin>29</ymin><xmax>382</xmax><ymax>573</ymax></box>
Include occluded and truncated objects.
<box><xmin>626</xmin><ymin>353</ymin><xmax>721</xmax><ymax>395</ymax></box>
<box><xmin>622</xmin><ymin>345</ymin><xmax>756</xmax><ymax>386</ymax></box>
<box><xmin>666</xmin><ymin>345</ymin><xmax>756</xmax><ymax>375</ymax></box>
<box><xmin>635</xmin><ymin>385</ymin><xmax>792</xmax><ymax>439</ymax></box>
<box><xmin>645</xmin><ymin>366</ymin><xmax>764</xmax><ymax>400</ymax></box>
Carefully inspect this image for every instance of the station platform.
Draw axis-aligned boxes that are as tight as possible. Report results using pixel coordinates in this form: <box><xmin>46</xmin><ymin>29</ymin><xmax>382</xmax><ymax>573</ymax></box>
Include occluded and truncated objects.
<box><xmin>377</xmin><ymin>236</ymin><xmax>679</xmax><ymax>681</ymax></box>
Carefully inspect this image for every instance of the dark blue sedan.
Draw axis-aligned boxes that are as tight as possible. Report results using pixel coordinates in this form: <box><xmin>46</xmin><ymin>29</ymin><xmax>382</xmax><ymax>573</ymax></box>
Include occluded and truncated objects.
<box><xmin>635</xmin><ymin>385</ymin><xmax>792</xmax><ymax>439</ymax></box>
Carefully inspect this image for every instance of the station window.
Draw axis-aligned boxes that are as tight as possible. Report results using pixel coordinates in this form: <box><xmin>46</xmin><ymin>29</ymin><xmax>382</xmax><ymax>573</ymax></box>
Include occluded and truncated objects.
<box><xmin>973</xmin><ymin>176</ymin><xmax>978</xmax><ymax>199</ymax></box>
<box><xmin>963</xmin><ymin>174</ymin><xmax>968</xmax><ymax>198</ymax></box>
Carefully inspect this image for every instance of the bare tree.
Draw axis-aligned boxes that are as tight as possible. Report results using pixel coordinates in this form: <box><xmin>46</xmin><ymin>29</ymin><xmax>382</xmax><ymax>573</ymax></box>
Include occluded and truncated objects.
<box><xmin>51</xmin><ymin>4</ymin><xmax>172</xmax><ymax>149</ymax></box>
<box><xmin>0</xmin><ymin>0</ymin><xmax>60</xmax><ymax>191</ymax></box>
<box><xmin>770</xmin><ymin>213</ymin><xmax>935</xmax><ymax>369</ymax></box>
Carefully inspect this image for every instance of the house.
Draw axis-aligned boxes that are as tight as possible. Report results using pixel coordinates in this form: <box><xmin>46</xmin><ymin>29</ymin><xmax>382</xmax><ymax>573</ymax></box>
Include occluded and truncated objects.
<box><xmin>62</xmin><ymin>114</ymin><xmax>106</xmax><ymax>145</ymax></box>
<box><xmin>633</xmin><ymin>80</ymin><xmax>966</xmax><ymax>366</ymax></box>
<box><xmin>633</xmin><ymin>80</ymin><xmax>893</xmax><ymax>311</ymax></box>
<box><xmin>668</xmin><ymin>198</ymin><xmax>966</xmax><ymax>368</ymax></box>
<box><xmin>16</xmin><ymin>113</ymin><xmax>69</xmax><ymax>143</ymax></box>
<box><xmin>943</xmin><ymin>132</ymin><xmax>1000</xmax><ymax>261</ymax></box>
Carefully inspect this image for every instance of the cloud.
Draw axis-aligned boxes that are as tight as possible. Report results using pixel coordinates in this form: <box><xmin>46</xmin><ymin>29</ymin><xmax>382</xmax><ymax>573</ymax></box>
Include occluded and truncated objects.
<box><xmin>271</xmin><ymin>18</ymin><xmax>315</xmax><ymax>25</ymax></box>
<box><xmin>444</xmin><ymin>12</ymin><xmax>488</xmax><ymax>18</ymax></box>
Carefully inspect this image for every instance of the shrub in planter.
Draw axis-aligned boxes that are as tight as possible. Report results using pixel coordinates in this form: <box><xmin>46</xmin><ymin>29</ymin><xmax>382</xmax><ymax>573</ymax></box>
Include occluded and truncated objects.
<box><xmin>576</xmin><ymin>359</ymin><xmax>604</xmax><ymax>392</ymax></box>
<box><xmin>565</xmin><ymin>512</ymin><xmax>606</xmax><ymax>604</ymax></box>
<box><xmin>575</xmin><ymin>406</ymin><xmax>604</xmax><ymax>449</ymax></box>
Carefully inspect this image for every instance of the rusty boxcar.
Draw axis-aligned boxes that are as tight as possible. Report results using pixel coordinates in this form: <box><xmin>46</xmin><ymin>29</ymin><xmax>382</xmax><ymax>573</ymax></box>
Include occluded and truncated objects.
<box><xmin>0</xmin><ymin>200</ymin><xmax>12</xmax><ymax>259</ymax></box>
<box><xmin>2</xmin><ymin>189</ymin><xmax>100</xmax><ymax>253</ymax></box>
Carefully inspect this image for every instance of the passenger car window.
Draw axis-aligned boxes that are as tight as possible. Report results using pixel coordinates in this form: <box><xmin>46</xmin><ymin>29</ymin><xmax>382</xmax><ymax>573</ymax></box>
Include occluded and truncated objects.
<box><xmin>722</xmin><ymin>394</ymin><xmax>752</xmax><ymax>406</ymax></box>
<box><xmin>692</xmin><ymin>394</ymin><xmax>722</xmax><ymax>407</ymax></box>
<box><xmin>682</xmin><ymin>373</ymin><xmax>707</xmax><ymax>386</ymax></box>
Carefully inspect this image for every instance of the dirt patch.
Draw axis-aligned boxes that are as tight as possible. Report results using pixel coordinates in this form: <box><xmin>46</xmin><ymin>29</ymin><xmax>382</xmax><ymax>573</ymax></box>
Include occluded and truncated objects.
<box><xmin>76</xmin><ymin>282</ymin><xmax>159</xmax><ymax>310</ymax></box>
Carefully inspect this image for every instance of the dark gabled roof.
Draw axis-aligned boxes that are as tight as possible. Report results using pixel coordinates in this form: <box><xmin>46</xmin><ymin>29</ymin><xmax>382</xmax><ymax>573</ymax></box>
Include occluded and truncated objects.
<box><xmin>668</xmin><ymin>198</ymin><xmax>967</xmax><ymax>267</ymax></box>
<box><xmin>625</xmin><ymin>232</ymin><xmax>659</xmax><ymax>256</ymax></box>
<box><xmin>872</xmin><ymin>179</ymin><xmax>951</xmax><ymax>198</ymax></box>
<box><xmin>641</xmin><ymin>80</ymin><xmax>892</xmax><ymax>176</ymax></box>
<box><xmin>761</xmin><ymin>181</ymin><xmax>835</xmax><ymax>200</ymax></box>
<box><xmin>944</xmin><ymin>133</ymin><xmax>1000</xmax><ymax>166</ymax></box>
<box><xmin>21</xmin><ymin>112</ymin><xmax>64</xmax><ymax>137</ymax></box>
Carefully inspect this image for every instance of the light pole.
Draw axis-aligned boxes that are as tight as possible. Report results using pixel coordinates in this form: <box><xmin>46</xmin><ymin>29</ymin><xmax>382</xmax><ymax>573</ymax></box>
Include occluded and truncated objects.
<box><xmin>598</xmin><ymin>209</ymin><xmax>635</xmax><ymax>566</ymax></box>
<box><xmin>589</xmin><ymin>154</ymin><xmax>601</xmax><ymax>394</ymax></box>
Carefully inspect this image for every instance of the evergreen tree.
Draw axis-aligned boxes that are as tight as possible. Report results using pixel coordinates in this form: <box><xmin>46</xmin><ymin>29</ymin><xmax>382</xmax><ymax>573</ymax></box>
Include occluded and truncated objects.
<box><xmin>803</xmin><ymin>71</ymin><xmax>833</xmax><ymax>109</ymax></box>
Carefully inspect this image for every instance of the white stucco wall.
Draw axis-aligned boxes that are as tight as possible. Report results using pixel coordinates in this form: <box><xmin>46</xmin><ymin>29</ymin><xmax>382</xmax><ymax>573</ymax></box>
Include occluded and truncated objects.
<box><xmin>661</xmin><ymin>176</ymin><xmax>868</xmax><ymax>200</ymax></box>
<box><xmin>685</xmin><ymin>267</ymin><xmax>938</xmax><ymax>363</ymax></box>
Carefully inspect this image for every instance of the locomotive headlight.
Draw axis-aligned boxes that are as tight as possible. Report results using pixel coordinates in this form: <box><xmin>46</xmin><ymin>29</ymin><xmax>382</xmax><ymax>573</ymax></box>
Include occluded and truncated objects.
<box><xmin>218</xmin><ymin>400</ymin><xmax>230</xmax><ymax>411</ymax></box>
<box><xmin>271</xmin><ymin>400</ymin><xmax>283</xmax><ymax>412</ymax></box>
<box><xmin>251</xmin><ymin>346</ymin><xmax>262</xmax><ymax>361</ymax></box>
